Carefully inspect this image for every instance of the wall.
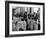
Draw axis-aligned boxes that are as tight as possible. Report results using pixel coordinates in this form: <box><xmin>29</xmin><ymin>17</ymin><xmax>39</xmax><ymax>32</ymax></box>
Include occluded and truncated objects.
<box><xmin>0</xmin><ymin>0</ymin><xmax>46</xmax><ymax>38</ymax></box>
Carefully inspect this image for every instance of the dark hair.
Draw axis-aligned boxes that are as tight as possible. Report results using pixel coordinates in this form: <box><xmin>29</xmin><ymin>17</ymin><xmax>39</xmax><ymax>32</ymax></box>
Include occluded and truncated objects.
<box><xmin>19</xmin><ymin>28</ymin><xmax>24</xmax><ymax>31</ymax></box>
